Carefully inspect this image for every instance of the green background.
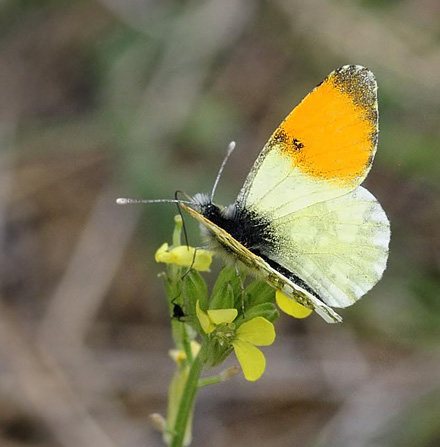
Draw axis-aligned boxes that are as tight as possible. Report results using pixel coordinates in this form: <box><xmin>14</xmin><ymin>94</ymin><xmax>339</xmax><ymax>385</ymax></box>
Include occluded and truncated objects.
<box><xmin>0</xmin><ymin>0</ymin><xmax>439</xmax><ymax>446</ymax></box>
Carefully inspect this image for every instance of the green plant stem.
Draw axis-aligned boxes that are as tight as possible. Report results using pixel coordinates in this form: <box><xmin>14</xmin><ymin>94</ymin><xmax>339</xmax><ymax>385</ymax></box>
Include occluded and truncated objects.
<box><xmin>170</xmin><ymin>344</ymin><xmax>205</xmax><ymax>447</ymax></box>
<box><xmin>198</xmin><ymin>375</ymin><xmax>222</xmax><ymax>388</ymax></box>
<box><xmin>181</xmin><ymin>325</ymin><xmax>193</xmax><ymax>363</ymax></box>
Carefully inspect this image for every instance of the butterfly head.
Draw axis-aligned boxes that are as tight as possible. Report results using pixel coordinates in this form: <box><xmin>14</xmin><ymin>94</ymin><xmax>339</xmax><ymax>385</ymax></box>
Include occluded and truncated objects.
<box><xmin>191</xmin><ymin>192</ymin><xmax>239</xmax><ymax>222</ymax></box>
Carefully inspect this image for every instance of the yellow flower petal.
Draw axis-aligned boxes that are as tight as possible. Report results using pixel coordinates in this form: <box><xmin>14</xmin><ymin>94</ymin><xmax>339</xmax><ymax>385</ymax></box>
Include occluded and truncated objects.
<box><xmin>155</xmin><ymin>244</ymin><xmax>213</xmax><ymax>271</ymax></box>
<box><xmin>169</xmin><ymin>349</ymin><xmax>186</xmax><ymax>365</ymax></box>
<box><xmin>155</xmin><ymin>243</ymin><xmax>169</xmax><ymax>263</ymax></box>
<box><xmin>232</xmin><ymin>339</ymin><xmax>266</xmax><ymax>381</ymax></box>
<box><xmin>191</xmin><ymin>249</ymin><xmax>214</xmax><ymax>272</ymax></box>
<box><xmin>196</xmin><ymin>301</ymin><xmax>215</xmax><ymax>334</ymax></box>
<box><xmin>207</xmin><ymin>308</ymin><xmax>238</xmax><ymax>325</ymax></box>
<box><xmin>168</xmin><ymin>342</ymin><xmax>200</xmax><ymax>365</ymax></box>
<box><xmin>168</xmin><ymin>246</ymin><xmax>196</xmax><ymax>267</ymax></box>
<box><xmin>236</xmin><ymin>317</ymin><xmax>275</xmax><ymax>346</ymax></box>
<box><xmin>276</xmin><ymin>291</ymin><xmax>313</xmax><ymax>319</ymax></box>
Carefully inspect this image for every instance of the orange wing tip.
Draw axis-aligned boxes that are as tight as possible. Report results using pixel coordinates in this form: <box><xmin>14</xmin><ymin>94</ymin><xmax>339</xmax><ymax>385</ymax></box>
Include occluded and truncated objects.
<box><xmin>268</xmin><ymin>65</ymin><xmax>378</xmax><ymax>186</ymax></box>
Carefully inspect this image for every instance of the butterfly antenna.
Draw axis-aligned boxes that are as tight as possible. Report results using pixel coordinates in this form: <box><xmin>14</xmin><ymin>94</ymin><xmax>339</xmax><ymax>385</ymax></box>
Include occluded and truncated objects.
<box><xmin>175</xmin><ymin>190</ymin><xmax>190</xmax><ymax>247</ymax></box>
<box><xmin>181</xmin><ymin>247</ymin><xmax>199</xmax><ymax>280</ymax></box>
<box><xmin>116</xmin><ymin>198</ymin><xmax>192</xmax><ymax>205</ymax></box>
<box><xmin>210</xmin><ymin>141</ymin><xmax>236</xmax><ymax>202</ymax></box>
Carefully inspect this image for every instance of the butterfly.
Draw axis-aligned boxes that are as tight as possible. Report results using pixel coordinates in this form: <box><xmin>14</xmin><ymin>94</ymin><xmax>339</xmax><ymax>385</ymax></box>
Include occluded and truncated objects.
<box><xmin>120</xmin><ymin>65</ymin><xmax>390</xmax><ymax>323</ymax></box>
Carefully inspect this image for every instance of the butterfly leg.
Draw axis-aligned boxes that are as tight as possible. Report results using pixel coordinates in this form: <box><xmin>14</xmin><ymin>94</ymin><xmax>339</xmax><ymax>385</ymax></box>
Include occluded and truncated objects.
<box><xmin>234</xmin><ymin>262</ymin><xmax>247</xmax><ymax>315</ymax></box>
<box><xmin>180</xmin><ymin>246</ymin><xmax>200</xmax><ymax>280</ymax></box>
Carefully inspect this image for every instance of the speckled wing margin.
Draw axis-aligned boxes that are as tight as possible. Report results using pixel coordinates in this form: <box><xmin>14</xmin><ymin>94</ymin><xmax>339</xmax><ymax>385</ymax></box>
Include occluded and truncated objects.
<box><xmin>181</xmin><ymin>204</ymin><xmax>343</xmax><ymax>323</ymax></box>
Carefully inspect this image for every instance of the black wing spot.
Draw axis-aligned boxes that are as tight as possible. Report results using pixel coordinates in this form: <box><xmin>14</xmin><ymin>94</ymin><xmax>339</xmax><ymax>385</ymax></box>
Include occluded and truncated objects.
<box><xmin>292</xmin><ymin>138</ymin><xmax>304</xmax><ymax>151</ymax></box>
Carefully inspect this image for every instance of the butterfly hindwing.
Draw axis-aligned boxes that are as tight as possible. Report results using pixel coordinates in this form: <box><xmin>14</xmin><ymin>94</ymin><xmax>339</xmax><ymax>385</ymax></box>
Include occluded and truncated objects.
<box><xmin>262</xmin><ymin>186</ymin><xmax>390</xmax><ymax>308</ymax></box>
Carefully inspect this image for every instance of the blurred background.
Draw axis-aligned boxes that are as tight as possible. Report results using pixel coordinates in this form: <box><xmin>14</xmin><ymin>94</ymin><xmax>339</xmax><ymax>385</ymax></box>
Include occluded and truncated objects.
<box><xmin>0</xmin><ymin>0</ymin><xmax>439</xmax><ymax>446</ymax></box>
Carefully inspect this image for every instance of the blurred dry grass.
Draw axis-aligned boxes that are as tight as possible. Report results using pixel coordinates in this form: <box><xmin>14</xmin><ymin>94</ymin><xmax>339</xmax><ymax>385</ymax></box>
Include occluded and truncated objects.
<box><xmin>0</xmin><ymin>0</ymin><xmax>440</xmax><ymax>446</ymax></box>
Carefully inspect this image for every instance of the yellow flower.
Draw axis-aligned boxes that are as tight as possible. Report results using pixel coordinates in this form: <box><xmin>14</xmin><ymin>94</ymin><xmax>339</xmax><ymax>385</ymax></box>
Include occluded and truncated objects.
<box><xmin>196</xmin><ymin>301</ymin><xmax>275</xmax><ymax>382</ymax></box>
<box><xmin>196</xmin><ymin>300</ymin><xmax>237</xmax><ymax>334</ymax></box>
<box><xmin>232</xmin><ymin>317</ymin><xmax>275</xmax><ymax>381</ymax></box>
<box><xmin>155</xmin><ymin>243</ymin><xmax>214</xmax><ymax>272</ymax></box>
<box><xmin>275</xmin><ymin>290</ymin><xmax>313</xmax><ymax>319</ymax></box>
<box><xmin>169</xmin><ymin>341</ymin><xmax>201</xmax><ymax>365</ymax></box>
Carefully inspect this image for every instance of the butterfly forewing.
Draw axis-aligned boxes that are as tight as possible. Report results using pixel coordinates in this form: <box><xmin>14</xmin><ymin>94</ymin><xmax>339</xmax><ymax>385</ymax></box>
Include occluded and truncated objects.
<box><xmin>237</xmin><ymin>65</ymin><xmax>379</xmax><ymax>218</ymax></box>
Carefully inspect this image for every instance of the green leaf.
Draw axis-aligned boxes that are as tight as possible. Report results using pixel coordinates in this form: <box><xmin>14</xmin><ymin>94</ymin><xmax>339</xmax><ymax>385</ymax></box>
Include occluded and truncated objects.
<box><xmin>203</xmin><ymin>337</ymin><xmax>234</xmax><ymax>367</ymax></box>
<box><xmin>212</xmin><ymin>266</ymin><xmax>242</xmax><ymax>297</ymax></box>
<box><xmin>210</xmin><ymin>266</ymin><xmax>244</xmax><ymax>309</ymax></box>
<box><xmin>182</xmin><ymin>270</ymin><xmax>208</xmax><ymax>318</ymax></box>
<box><xmin>210</xmin><ymin>281</ymin><xmax>234</xmax><ymax>310</ymax></box>
<box><xmin>244</xmin><ymin>280</ymin><xmax>275</xmax><ymax>309</ymax></box>
<box><xmin>235</xmin><ymin>303</ymin><xmax>280</xmax><ymax>326</ymax></box>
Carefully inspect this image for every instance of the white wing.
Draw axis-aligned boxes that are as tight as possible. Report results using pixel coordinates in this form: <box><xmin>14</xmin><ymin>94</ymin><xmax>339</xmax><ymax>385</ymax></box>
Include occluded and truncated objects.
<box><xmin>263</xmin><ymin>186</ymin><xmax>390</xmax><ymax>308</ymax></box>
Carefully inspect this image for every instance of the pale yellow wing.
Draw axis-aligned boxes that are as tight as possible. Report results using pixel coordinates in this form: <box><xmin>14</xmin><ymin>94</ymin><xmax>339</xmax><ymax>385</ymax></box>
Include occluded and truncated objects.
<box><xmin>262</xmin><ymin>186</ymin><xmax>390</xmax><ymax>308</ymax></box>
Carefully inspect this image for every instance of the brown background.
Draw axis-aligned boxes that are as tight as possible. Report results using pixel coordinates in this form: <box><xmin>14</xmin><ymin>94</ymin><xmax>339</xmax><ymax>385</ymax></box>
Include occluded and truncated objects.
<box><xmin>1</xmin><ymin>1</ymin><xmax>440</xmax><ymax>446</ymax></box>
